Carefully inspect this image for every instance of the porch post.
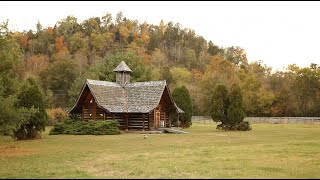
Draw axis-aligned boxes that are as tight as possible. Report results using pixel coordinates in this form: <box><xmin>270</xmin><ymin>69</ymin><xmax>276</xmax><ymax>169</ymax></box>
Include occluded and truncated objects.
<box><xmin>148</xmin><ymin>113</ymin><xmax>151</xmax><ymax>130</ymax></box>
<box><xmin>164</xmin><ymin>111</ymin><xmax>166</xmax><ymax>128</ymax></box>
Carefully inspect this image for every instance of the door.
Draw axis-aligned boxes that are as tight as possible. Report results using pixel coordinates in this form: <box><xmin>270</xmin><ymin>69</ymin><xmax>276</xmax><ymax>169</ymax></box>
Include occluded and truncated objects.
<box><xmin>154</xmin><ymin>110</ymin><xmax>161</xmax><ymax>128</ymax></box>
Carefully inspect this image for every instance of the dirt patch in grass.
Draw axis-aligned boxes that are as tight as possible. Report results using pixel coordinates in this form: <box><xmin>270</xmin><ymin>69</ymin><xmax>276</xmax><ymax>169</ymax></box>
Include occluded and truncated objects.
<box><xmin>0</xmin><ymin>145</ymin><xmax>37</xmax><ymax>156</ymax></box>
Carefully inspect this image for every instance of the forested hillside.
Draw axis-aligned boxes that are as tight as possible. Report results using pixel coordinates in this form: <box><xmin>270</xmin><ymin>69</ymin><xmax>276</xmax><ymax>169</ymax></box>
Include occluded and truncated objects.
<box><xmin>1</xmin><ymin>12</ymin><xmax>319</xmax><ymax>117</ymax></box>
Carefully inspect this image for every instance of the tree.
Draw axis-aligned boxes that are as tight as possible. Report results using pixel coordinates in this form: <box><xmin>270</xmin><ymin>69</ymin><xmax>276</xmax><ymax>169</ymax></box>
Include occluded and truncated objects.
<box><xmin>54</xmin><ymin>36</ymin><xmax>68</xmax><ymax>53</ymax></box>
<box><xmin>150</xmin><ymin>48</ymin><xmax>167</xmax><ymax>70</ymax></box>
<box><xmin>172</xmin><ymin>86</ymin><xmax>193</xmax><ymax>128</ymax></box>
<box><xmin>0</xmin><ymin>20</ymin><xmax>23</xmax><ymax>97</ymax></box>
<box><xmin>184</xmin><ymin>48</ymin><xmax>197</xmax><ymax>69</ymax></box>
<box><xmin>39</xmin><ymin>60</ymin><xmax>76</xmax><ymax>108</ymax></box>
<box><xmin>292</xmin><ymin>64</ymin><xmax>320</xmax><ymax>116</ymax></box>
<box><xmin>81</xmin><ymin>17</ymin><xmax>101</xmax><ymax>36</ymax></box>
<box><xmin>25</xmin><ymin>54</ymin><xmax>49</xmax><ymax>76</ymax></box>
<box><xmin>0</xmin><ymin>96</ymin><xmax>18</xmax><ymax>136</ymax></box>
<box><xmin>211</xmin><ymin>84</ymin><xmax>228</xmax><ymax>124</ymax></box>
<box><xmin>169</xmin><ymin>67</ymin><xmax>192</xmax><ymax>89</ymax></box>
<box><xmin>0</xmin><ymin>95</ymin><xmax>39</xmax><ymax>139</ymax></box>
<box><xmin>91</xmin><ymin>32</ymin><xmax>113</xmax><ymax>56</ymax></box>
<box><xmin>269</xmin><ymin>71</ymin><xmax>299</xmax><ymax>116</ymax></box>
<box><xmin>199</xmin><ymin>55</ymin><xmax>239</xmax><ymax>115</ymax></box>
<box><xmin>14</xmin><ymin>78</ymin><xmax>48</xmax><ymax>140</ymax></box>
<box><xmin>212</xmin><ymin>83</ymin><xmax>251</xmax><ymax>131</ymax></box>
<box><xmin>222</xmin><ymin>46</ymin><xmax>248</xmax><ymax>68</ymax></box>
<box><xmin>208</xmin><ymin>40</ymin><xmax>223</xmax><ymax>56</ymax></box>
<box><xmin>227</xmin><ymin>83</ymin><xmax>246</xmax><ymax>130</ymax></box>
<box><xmin>55</xmin><ymin>15</ymin><xmax>79</xmax><ymax>39</ymax></box>
<box><xmin>68</xmin><ymin>77</ymin><xmax>86</xmax><ymax>107</ymax></box>
<box><xmin>101</xmin><ymin>13</ymin><xmax>113</xmax><ymax>32</ymax></box>
<box><xmin>68</xmin><ymin>32</ymin><xmax>88</xmax><ymax>54</ymax></box>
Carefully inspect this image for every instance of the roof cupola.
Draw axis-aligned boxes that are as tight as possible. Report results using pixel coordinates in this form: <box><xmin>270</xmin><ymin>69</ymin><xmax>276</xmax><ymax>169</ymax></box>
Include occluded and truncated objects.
<box><xmin>113</xmin><ymin>61</ymin><xmax>132</xmax><ymax>86</ymax></box>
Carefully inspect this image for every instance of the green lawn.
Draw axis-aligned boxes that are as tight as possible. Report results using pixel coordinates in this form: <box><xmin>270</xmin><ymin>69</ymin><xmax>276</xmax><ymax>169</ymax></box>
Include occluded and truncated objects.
<box><xmin>1</xmin><ymin>123</ymin><xmax>320</xmax><ymax>178</ymax></box>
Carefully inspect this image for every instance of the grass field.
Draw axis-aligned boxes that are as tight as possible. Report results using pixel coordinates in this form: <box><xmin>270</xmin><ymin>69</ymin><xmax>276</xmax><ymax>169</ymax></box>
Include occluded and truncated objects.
<box><xmin>1</xmin><ymin>123</ymin><xmax>320</xmax><ymax>178</ymax></box>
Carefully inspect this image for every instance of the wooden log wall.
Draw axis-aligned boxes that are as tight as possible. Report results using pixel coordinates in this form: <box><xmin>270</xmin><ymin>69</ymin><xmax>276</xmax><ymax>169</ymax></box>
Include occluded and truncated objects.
<box><xmin>95</xmin><ymin>108</ymin><xmax>105</xmax><ymax>120</ymax></box>
<box><xmin>83</xmin><ymin>108</ymin><xmax>92</xmax><ymax>120</ymax></box>
<box><xmin>106</xmin><ymin>113</ymin><xmax>125</xmax><ymax>129</ymax></box>
<box><xmin>82</xmin><ymin>109</ymin><xmax>171</xmax><ymax>130</ymax></box>
<box><xmin>127</xmin><ymin>114</ymin><xmax>149</xmax><ymax>130</ymax></box>
<box><xmin>83</xmin><ymin>107</ymin><xmax>105</xmax><ymax>120</ymax></box>
<box><xmin>165</xmin><ymin>115</ymin><xmax>170</xmax><ymax>128</ymax></box>
<box><xmin>105</xmin><ymin>113</ymin><xmax>150</xmax><ymax>130</ymax></box>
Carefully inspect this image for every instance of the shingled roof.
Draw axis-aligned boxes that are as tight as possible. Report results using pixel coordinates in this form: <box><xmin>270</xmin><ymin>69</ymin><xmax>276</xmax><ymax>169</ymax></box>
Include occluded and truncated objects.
<box><xmin>113</xmin><ymin>61</ymin><xmax>133</xmax><ymax>72</ymax></box>
<box><xmin>69</xmin><ymin>79</ymin><xmax>184</xmax><ymax>114</ymax></box>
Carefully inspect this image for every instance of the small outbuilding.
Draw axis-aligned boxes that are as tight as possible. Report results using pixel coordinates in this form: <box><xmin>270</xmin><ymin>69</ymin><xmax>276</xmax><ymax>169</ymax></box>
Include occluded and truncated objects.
<box><xmin>68</xmin><ymin>61</ymin><xmax>183</xmax><ymax>131</ymax></box>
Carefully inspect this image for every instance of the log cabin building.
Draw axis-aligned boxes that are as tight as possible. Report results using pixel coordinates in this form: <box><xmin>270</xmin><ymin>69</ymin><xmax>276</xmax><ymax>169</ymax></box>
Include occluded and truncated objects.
<box><xmin>68</xmin><ymin>61</ymin><xmax>183</xmax><ymax>131</ymax></box>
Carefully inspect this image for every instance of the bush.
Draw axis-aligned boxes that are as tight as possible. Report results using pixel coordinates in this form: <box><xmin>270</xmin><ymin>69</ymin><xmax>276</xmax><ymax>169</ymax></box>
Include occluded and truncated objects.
<box><xmin>216</xmin><ymin>123</ymin><xmax>228</xmax><ymax>131</ymax></box>
<box><xmin>236</xmin><ymin>121</ymin><xmax>252</xmax><ymax>131</ymax></box>
<box><xmin>216</xmin><ymin>121</ymin><xmax>251</xmax><ymax>131</ymax></box>
<box><xmin>47</xmin><ymin>108</ymin><xmax>68</xmax><ymax>126</ymax></box>
<box><xmin>49</xmin><ymin>120</ymin><xmax>121</xmax><ymax>135</ymax></box>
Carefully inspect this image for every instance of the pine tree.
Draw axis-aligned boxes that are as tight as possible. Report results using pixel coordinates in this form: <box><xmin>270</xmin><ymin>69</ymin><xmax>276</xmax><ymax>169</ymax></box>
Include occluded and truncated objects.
<box><xmin>211</xmin><ymin>84</ymin><xmax>229</xmax><ymax>124</ymax></box>
<box><xmin>212</xmin><ymin>83</ymin><xmax>251</xmax><ymax>131</ymax></box>
<box><xmin>172</xmin><ymin>86</ymin><xmax>193</xmax><ymax>128</ymax></box>
<box><xmin>227</xmin><ymin>83</ymin><xmax>247</xmax><ymax>130</ymax></box>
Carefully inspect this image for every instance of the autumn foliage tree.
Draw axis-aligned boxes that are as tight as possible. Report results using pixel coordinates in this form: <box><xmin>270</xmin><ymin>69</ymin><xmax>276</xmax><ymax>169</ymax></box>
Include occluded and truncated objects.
<box><xmin>54</xmin><ymin>36</ymin><xmax>67</xmax><ymax>53</ymax></box>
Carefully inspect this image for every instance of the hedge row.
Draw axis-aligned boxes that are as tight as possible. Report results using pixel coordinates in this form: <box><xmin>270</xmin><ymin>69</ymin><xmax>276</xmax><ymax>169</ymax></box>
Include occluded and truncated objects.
<box><xmin>49</xmin><ymin>119</ymin><xmax>121</xmax><ymax>135</ymax></box>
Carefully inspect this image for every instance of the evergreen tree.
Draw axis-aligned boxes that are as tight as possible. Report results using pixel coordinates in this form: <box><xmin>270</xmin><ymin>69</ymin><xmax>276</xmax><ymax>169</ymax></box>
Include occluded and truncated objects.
<box><xmin>212</xmin><ymin>83</ymin><xmax>251</xmax><ymax>131</ymax></box>
<box><xmin>14</xmin><ymin>78</ymin><xmax>48</xmax><ymax>140</ymax></box>
<box><xmin>208</xmin><ymin>40</ymin><xmax>223</xmax><ymax>56</ymax></box>
<box><xmin>211</xmin><ymin>84</ymin><xmax>229</xmax><ymax>124</ymax></box>
<box><xmin>172</xmin><ymin>86</ymin><xmax>193</xmax><ymax>128</ymax></box>
<box><xmin>227</xmin><ymin>83</ymin><xmax>246</xmax><ymax>130</ymax></box>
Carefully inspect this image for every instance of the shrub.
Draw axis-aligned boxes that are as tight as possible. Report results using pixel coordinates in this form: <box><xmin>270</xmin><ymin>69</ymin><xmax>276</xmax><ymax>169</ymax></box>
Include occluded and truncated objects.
<box><xmin>236</xmin><ymin>121</ymin><xmax>252</xmax><ymax>131</ymax></box>
<box><xmin>47</xmin><ymin>108</ymin><xmax>68</xmax><ymax>126</ymax></box>
<box><xmin>49</xmin><ymin>120</ymin><xmax>121</xmax><ymax>135</ymax></box>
